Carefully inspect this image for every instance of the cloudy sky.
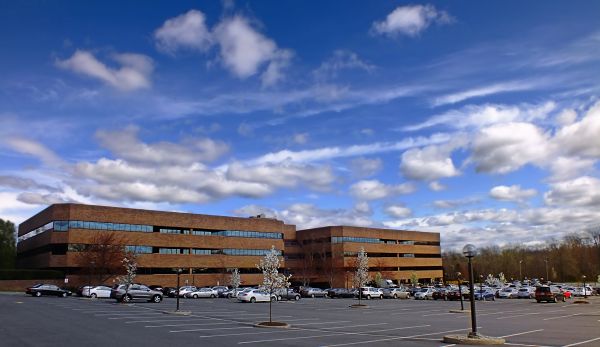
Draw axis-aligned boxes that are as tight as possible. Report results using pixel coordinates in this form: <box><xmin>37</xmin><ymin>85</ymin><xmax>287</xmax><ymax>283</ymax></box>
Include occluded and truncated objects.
<box><xmin>1</xmin><ymin>1</ymin><xmax>600</xmax><ymax>250</ymax></box>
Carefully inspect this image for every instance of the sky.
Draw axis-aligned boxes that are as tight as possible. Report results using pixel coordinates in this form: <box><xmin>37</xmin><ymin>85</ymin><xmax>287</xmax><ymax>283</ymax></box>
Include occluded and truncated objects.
<box><xmin>1</xmin><ymin>1</ymin><xmax>600</xmax><ymax>250</ymax></box>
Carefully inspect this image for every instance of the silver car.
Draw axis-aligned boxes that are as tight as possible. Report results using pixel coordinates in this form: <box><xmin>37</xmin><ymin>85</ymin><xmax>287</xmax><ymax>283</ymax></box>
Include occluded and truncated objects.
<box><xmin>187</xmin><ymin>287</ymin><xmax>218</xmax><ymax>298</ymax></box>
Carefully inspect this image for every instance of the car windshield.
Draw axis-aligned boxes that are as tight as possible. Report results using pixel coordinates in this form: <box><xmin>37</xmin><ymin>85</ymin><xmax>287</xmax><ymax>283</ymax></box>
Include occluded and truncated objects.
<box><xmin>420</xmin><ymin>288</ymin><xmax>428</xmax><ymax>292</ymax></box>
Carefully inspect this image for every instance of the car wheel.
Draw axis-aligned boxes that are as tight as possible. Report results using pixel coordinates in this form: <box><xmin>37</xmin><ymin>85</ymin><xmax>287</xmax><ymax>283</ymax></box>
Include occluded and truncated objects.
<box><xmin>553</xmin><ymin>297</ymin><xmax>558</xmax><ymax>303</ymax></box>
<box><xmin>227</xmin><ymin>293</ymin><xmax>232</xmax><ymax>298</ymax></box>
<box><xmin>123</xmin><ymin>294</ymin><xmax>132</xmax><ymax>303</ymax></box>
<box><xmin>90</xmin><ymin>293</ymin><xmax>97</xmax><ymax>298</ymax></box>
<box><xmin>35</xmin><ymin>292</ymin><xmax>41</xmax><ymax>297</ymax></box>
<box><xmin>152</xmin><ymin>295</ymin><xmax>162</xmax><ymax>303</ymax></box>
<box><xmin>294</xmin><ymin>295</ymin><xmax>300</xmax><ymax>301</ymax></box>
<box><xmin>210</xmin><ymin>294</ymin><xmax>215</xmax><ymax>298</ymax></box>
<box><xmin>271</xmin><ymin>296</ymin><xmax>276</xmax><ymax>302</ymax></box>
<box><xmin>561</xmin><ymin>296</ymin><xmax>566</xmax><ymax>302</ymax></box>
<box><xmin>366</xmin><ymin>295</ymin><xmax>371</xmax><ymax>300</ymax></box>
<box><xmin>393</xmin><ymin>294</ymin><xmax>398</xmax><ymax>299</ymax></box>
<box><xmin>192</xmin><ymin>294</ymin><xmax>198</xmax><ymax>299</ymax></box>
<box><xmin>250</xmin><ymin>297</ymin><xmax>256</xmax><ymax>303</ymax></box>
<box><xmin>277</xmin><ymin>296</ymin><xmax>282</xmax><ymax>301</ymax></box>
<box><xmin>311</xmin><ymin>294</ymin><xmax>315</xmax><ymax>298</ymax></box>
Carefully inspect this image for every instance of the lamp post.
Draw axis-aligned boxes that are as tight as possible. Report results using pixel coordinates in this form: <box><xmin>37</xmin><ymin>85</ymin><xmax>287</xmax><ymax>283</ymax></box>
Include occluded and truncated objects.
<box><xmin>87</xmin><ymin>261</ymin><xmax>95</xmax><ymax>297</ymax></box>
<box><xmin>457</xmin><ymin>271</ymin><xmax>464</xmax><ymax>311</ymax></box>
<box><xmin>463</xmin><ymin>244</ymin><xmax>478</xmax><ymax>338</ymax></box>
<box><xmin>519</xmin><ymin>260</ymin><xmax>522</xmax><ymax>281</ymax></box>
<box><xmin>175</xmin><ymin>268</ymin><xmax>183</xmax><ymax>312</ymax></box>
<box><xmin>582</xmin><ymin>275</ymin><xmax>587</xmax><ymax>299</ymax></box>
<box><xmin>479</xmin><ymin>274</ymin><xmax>484</xmax><ymax>301</ymax></box>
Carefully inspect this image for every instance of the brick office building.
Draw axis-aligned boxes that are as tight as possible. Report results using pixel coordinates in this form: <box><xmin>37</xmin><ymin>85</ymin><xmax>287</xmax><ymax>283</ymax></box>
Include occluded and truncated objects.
<box><xmin>16</xmin><ymin>204</ymin><xmax>443</xmax><ymax>287</ymax></box>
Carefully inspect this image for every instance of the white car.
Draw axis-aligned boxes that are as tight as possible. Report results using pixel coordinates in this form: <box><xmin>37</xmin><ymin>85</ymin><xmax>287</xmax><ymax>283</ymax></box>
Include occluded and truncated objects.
<box><xmin>187</xmin><ymin>287</ymin><xmax>218</xmax><ymax>298</ymax></box>
<box><xmin>498</xmin><ymin>288</ymin><xmax>518</xmax><ymax>299</ymax></box>
<box><xmin>414</xmin><ymin>288</ymin><xmax>435</xmax><ymax>300</ymax></box>
<box><xmin>178</xmin><ymin>286</ymin><xmax>197</xmax><ymax>297</ymax></box>
<box><xmin>572</xmin><ymin>287</ymin><xmax>593</xmax><ymax>297</ymax></box>
<box><xmin>237</xmin><ymin>289</ymin><xmax>276</xmax><ymax>303</ymax></box>
<box><xmin>84</xmin><ymin>285</ymin><xmax>112</xmax><ymax>298</ymax></box>
<box><xmin>517</xmin><ymin>287</ymin><xmax>535</xmax><ymax>299</ymax></box>
<box><xmin>359</xmin><ymin>287</ymin><xmax>383</xmax><ymax>299</ymax></box>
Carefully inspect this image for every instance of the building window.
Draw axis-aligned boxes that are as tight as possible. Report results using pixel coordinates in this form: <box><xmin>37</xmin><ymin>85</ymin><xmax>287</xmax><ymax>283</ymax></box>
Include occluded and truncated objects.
<box><xmin>192</xmin><ymin>249</ymin><xmax>211</xmax><ymax>255</ymax></box>
<box><xmin>331</xmin><ymin>236</ymin><xmax>383</xmax><ymax>244</ymax></box>
<box><xmin>125</xmin><ymin>245</ymin><xmax>153</xmax><ymax>254</ymax></box>
<box><xmin>17</xmin><ymin>221</ymin><xmax>54</xmax><ymax>243</ymax></box>
<box><xmin>158</xmin><ymin>248</ymin><xmax>189</xmax><ymax>255</ymax></box>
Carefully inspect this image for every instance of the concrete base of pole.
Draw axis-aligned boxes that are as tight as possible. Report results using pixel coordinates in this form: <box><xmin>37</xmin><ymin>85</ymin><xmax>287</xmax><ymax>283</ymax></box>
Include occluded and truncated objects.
<box><xmin>443</xmin><ymin>334</ymin><xmax>505</xmax><ymax>345</ymax></box>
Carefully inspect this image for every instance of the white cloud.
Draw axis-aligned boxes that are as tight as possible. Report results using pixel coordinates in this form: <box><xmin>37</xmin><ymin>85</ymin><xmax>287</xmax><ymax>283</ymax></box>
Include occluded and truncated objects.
<box><xmin>349</xmin><ymin>179</ymin><xmax>415</xmax><ymax>201</ymax></box>
<box><xmin>96</xmin><ymin>127</ymin><xmax>228</xmax><ymax>165</ymax></box>
<box><xmin>384</xmin><ymin>205</ymin><xmax>412</xmax><ymax>218</ymax></box>
<box><xmin>433</xmin><ymin>197</ymin><xmax>480</xmax><ymax>209</ymax></box>
<box><xmin>277</xmin><ymin>203</ymin><xmax>376</xmax><ymax>229</ymax></box>
<box><xmin>313</xmin><ymin>50</ymin><xmax>375</xmax><ymax>81</ymax></box>
<box><xmin>470</xmin><ymin>122</ymin><xmax>550</xmax><ymax>174</ymax></box>
<box><xmin>547</xmin><ymin>156</ymin><xmax>596</xmax><ymax>181</ymax></box>
<box><xmin>431</xmin><ymin>80</ymin><xmax>540</xmax><ymax>107</ymax></box>
<box><xmin>17</xmin><ymin>192</ymin><xmax>73</xmax><ymax>205</ymax></box>
<box><xmin>489</xmin><ymin>185</ymin><xmax>537</xmax><ymax>202</ymax></box>
<box><xmin>372</xmin><ymin>4</ymin><xmax>451</xmax><ymax>37</ymax></box>
<box><xmin>56</xmin><ymin>50</ymin><xmax>154</xmax><ymax>91</ymax></box>
<box><xmin>214</xmin><ymin>16</ymin><xmax>292</xmax><ymax>85</ymax></box>
<box><xmin>292</xmin><ymin>133</ymin><xmax>309</xmax><ymax>145</ymax></box>
<box><xmin>544</xmin><ymin>176</ymin><xmax>600</xmax><ymax>207</ymax></box>
<box><xmin>0</xmin><ymin>175</ymin><xmax>57</xmax><ymax>191</ymax></box>
<box><xmin>428</xmin><ymin>181</ymin><xmax>446</xmax><ymax>191</ymax></box>
<box><xmin>553</xmin><ymin>101</ymin><xmax>600</xmax><ymax>158</ymax></box>
<box><xmin>556</xmin><ymin>108</ymin><xmax>577</xmax><ymax>126</ymax></box>
<box><xmin>5</xmin><ymin>137</ymin><xmax>64</xmax><ymax>167</ymax></box>
<box><xmin>349</xmin><ymin>157</ymin><xmax>383</xmax><ymax>177</ymax></box>
<box><xmin>226</xmin><ymin>161</ymin><xmax>335</xmax><ymax>191</ymax></box>
<box><xmin>400</xmin><ymin>144</ymin><xmax>460</xmax><ymax>181</ymax></box>
<box><xmin>402</xmin><ymin>102</ymin><xmax>556</xmax><ymax>132</ymax></box>
<box><xmin>154</xmin><ymin>9</ymin><xmax>212</xmax><ymax>54</ymax></box>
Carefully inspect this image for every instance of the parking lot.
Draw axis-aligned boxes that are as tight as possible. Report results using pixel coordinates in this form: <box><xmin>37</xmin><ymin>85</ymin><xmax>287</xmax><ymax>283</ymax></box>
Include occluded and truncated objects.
<box><xmin>1</xmin><ymin>293</ymin><xmax>599</xmax><ymax>346</ymax></box>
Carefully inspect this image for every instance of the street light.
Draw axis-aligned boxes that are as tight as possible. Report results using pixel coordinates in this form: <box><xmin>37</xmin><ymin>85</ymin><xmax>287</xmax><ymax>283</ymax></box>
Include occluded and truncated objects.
<box><xmin>456</xmin><ymin>271</ymin><xmax>464</xmax><ymax>310</ymax></box>
<box><xmin>175</xmin><ymin>268</ymin><xmax>183</xmax><ymax>312</ymax></box>
<box><xmin>519</xmin><ymin>260</ymin><xmax>523</xmax><ymax>281</ymax></box>
<box><xmin>479</xmin><ymin>274</ymin><xmax>484</xmax><ymax>300</ymax></box>
<box><xmin>462</xmin><ymin>244</ymin><xmax>478</xmax><ymax>338</ymax></box>
<box><xmin>582</xmin><ymin>275</ymin><xmax>587</xmax><ymax>299</ymax></box>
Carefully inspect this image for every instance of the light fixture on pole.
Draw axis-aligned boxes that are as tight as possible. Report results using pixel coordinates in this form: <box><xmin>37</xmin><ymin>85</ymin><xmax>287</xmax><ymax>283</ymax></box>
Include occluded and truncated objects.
<box><xmin>519</xmin><ymin>260</ymin><xmax>522</xmax><ymax>281</ymax></box>
<box><xmin>457</xmin><ymin>271</ymin><xmax>464</xmax><ymax>311</ymax></box>
<box><xmin>175</xmin><ymin>268</ymin><xmax>183</xmax><ymax>312</ymax></box>
<box><xmin>582</xmin><ymin>275</ymin><xmax>587</xmax><ymax>299</ymax></box>
<box><xmin>462</xmin><ymin>244</ymin><xmax>478</xmax><ymax>338</ymax></box>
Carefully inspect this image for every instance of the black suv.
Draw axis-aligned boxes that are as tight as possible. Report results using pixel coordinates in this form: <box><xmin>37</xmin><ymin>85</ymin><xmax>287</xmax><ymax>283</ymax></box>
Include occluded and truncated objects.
<box><xmin>110</xmin><ymin>284</ymin><xmax>163</xmax><ymax>303</ymax></box>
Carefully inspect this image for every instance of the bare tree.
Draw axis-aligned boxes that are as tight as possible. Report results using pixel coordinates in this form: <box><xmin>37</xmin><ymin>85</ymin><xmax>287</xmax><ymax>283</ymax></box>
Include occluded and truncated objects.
<box><xmin>117</xmin><ymin>252</ymin><xmax>137</xmax><ymax>302</ymax></box>
<box><xmin>76</xmin><ymin>232</ymin><xmax>126</xmax><ymax>283</ymax></box>
<box><xmin>256</xmin><ymin>246</ymin><xmax>291</xmax><ymax>324</ymax></box>
<box><xmin>229</xmin><ymin>268</ymin><xmax>241</xmax><ymax>298</ymax></box>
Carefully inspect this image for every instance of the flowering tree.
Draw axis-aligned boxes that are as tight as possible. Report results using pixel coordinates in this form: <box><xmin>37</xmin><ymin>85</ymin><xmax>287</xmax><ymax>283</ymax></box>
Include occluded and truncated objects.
<box><xmin>354</xmin><ymin>247</ymin><xmax>370</xmax><ymax>305</ymax></box>
<box><xmin>117</xmin><ymin>253</ymin><xmax>137</xmax><ymax>302</ymax></box>
<box><xmin>256</xmin><ymin>246</ymin><xmax>291</xmax><ymax>323</ymax></box>
<box><xmin>229</xmin><ymin>268</ymin><xmax>241</xmax><ymax>298</ymax></box>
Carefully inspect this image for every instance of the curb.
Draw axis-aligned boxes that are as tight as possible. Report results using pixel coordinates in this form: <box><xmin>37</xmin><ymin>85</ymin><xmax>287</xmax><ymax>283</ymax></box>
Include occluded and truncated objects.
<box><xmin>254</xmin><ymin>322</ymin><xmax>290</xmax><ymax>328</ymax></box>
<box><xmin>443</xmin><ymin>334</ymin><xmax>505</xmax><ymax>345</ymax></box>
<box><xmin>349</xmin><ymin>304</ymin><xmax>369</xmax><ymax>309</ymax></box>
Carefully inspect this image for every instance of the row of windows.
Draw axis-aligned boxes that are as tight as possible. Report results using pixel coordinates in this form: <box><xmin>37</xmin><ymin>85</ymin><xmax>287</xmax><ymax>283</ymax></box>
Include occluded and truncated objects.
<box><xmin>125</xmin><ymin>245</ymin><xmax>153</xmax><ymax>254</ymax></box>
<box><xmin>66</xmin><ymin>244</ymin><xmax>281</xmax><ymax>256</ymax></box>
<box><xmin>17</xmin><ymin>222</ymin><xmax>53</xmax><ymax>243</ymax></box>
<box><xmin>159</xmin><ymin>248</ymin><xmax>190</xmax><ymax>254</ymax></box>
<box><xmin>213</xmin><ymin>230</ymin><xmax>282</xmax><ymax>239</ymax></box>
<box><xmin>332</xmin><ymin>236</ymin><xmax>383</xmax><ymax>244</ymax></box>
<box><xmin>61</xmin><ymin>220</ymin><xmax>153</xmax><ymax>233</ymax></box>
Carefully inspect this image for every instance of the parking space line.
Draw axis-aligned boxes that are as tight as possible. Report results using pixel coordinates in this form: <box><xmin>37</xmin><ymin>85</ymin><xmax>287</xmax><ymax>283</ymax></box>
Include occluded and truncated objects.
<box><xmin>107</xmin><ymin>314</ymin><xmax>165</xmax><ymax>319</ymax></box>
<box><xmin>477</xmin><ymin>308</ymin><xmax>532</xmax><ymax>317</ymax></box>
<box><xmin>423</xmin><ymin>312</ymin><xmax>458</xmax><ymax>317</ymax></box>
<box><xmin>145</xmin><ymin>322</ymin><xmax>234</xmax><ymax>328</ymax></box>
<box><xmin>236</xmin><ymin>324</ymin><xmax>432</xmax><ymax>344</ymax></box>
<box><xmin>496</xmin><ymin>312</ymin><xmax>546</xmax><ymax>320</ymax></box>
<box><xmin>505</xmin><ymin>343</ymin><xmax>553</xmax><ymax>347</ymax></box>
<box><xmin>171</xmin><ymin>326</ymin><xmax>254</xmax><ymax>333</ymax></box>
<box><xmin>291</xmin><ymin>321</ymin><xmax>352</xmax><ymax>326</ymax></box>
<box><xmin>126</xmin><ymin>318</ymin><xmax>208</xmax><ymax>324</ymax></box>
<box><xmin>499</xmin><ymin>329</ymin><xmax>544</xmax><ymax>338</ymax></box>
<box><xmin>542</xmin><ymin>313</ymin><xmax>580</xmax><ymax>321</ymax></box>
<box><xmin>563</xmin><ymin>337</ymin><xmax>600</xmax><ymax>347</ymax></box>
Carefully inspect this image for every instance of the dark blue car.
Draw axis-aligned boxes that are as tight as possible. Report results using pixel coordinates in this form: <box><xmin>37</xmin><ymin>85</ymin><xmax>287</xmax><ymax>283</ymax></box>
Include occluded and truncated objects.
<box><xmin>474</xmin><ymin>289</ymin><xmax>495</xmax><ymax>301</ymax></box>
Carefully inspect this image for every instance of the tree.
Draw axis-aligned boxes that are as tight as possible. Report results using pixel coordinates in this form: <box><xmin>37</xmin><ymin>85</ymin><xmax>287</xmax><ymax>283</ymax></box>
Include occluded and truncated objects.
<box><xmin>374</xmin><ymin>272</ymin><xmax>385</xmax><ymax>288</ymax></box>
<box><xmin>354</xmin><ymin>247</ymin><xmax>370</xmax><ymax>305</ymax></box>
<box><xmin>410</xmin><ymin>272</ymin><xmax>418</xmax><ymax>286</ymax></box>
<box><xmin>256</xmin><ymin>246</ymin><xmax>291</xmax><ymax>323</ymax></box>
<box><xmin>229</xmin><ymin>268</ymin><xmax>241</xmax><ymax>297</ymax></box>
<box><xmin>76</xmin><ymin>232</ymin><xmax>126</xmax><ymax>283</ymax></box>
<box><xmin>0</xmin><ymin>219</ymin><xmax>16</xmax><ymax>269</ymax></box>
<box><xmin>117</xmin><ymin>252</ymin><xmax>137</xmax><ymax>302</ymax></box>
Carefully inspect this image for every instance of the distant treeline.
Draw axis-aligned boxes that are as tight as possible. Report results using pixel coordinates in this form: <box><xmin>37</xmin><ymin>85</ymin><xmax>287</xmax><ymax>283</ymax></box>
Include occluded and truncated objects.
<box><xmin>442</xmin><ymin>231</ymin><xmax>600</xmax><ymax>283</ymax></box>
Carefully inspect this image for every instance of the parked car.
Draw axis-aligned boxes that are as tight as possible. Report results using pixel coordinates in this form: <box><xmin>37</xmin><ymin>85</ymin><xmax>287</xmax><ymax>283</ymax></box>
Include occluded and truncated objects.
<box><xmin>212</xmin><ymin>286</ymin><xmax>230</xmax><ymax>297</ymax></box>
<box><xmin>110</xmin><ymin>284</ymin><xmax>163</xmax><ymax>303</ymax></box>
<box><xmin>162</xmin><ymin>287</ymin><xmax>177</xmax><ymax>297</ymax></box>
<box><xmin>383</xmin><ymin>288</ymin><xmax>410</xmax><ymax>299</ymax></box>
<box><xmin>220</xmin><ymin>288</ymin><xmax>240</xmax><ymax>298</ymax></box>
<box><xmin>535</xmin><ymin>285</ymin><xmax>565</xmax><ymax>303</ymax></box>
<box><xmin>414</xmin><ymin>287</ymin><xmax>435</xmax><ymax>300</ymax></box>
<box><xmin>149</xmin><ymin>285</ymin><xmax>164</xmax><ymax>292</ymax></box>
<box><xmin>572</xmin><ymin>287</ymin><xmax>594</xmax><ymax>297</ymax></box>
<box><xmin>26</xmin><ymin>284</ymin><xmax>72</xmax><ymax>297</ymax></box>
<box><xmin>517</xmin><ymin>287</ymin><xmax>535</xmax><ymax>299</ymax></box>
<box><xmin>237</xmin><ymin>289</ymin><xmax>276</xmax><ymax>303</ymax></box>
<box><xmin>178</xmin><ymin>286</ymin><xmax>197</xmax><ymax>297</ymax></box>
<box><xmin>327</xmin><ymin>288</ymin><xmax>356</xmax><ymax>298</ymax></box>
<box><xmin>474</xmin><ymin>289</ymin><xmax>496</xmax><ymax>301</ymax></box>
<box><xmin>300</xmin><ymin>287</ymin><xmax>327</xmax><ymax>298</ymax></box>
<box><xmin>498</xmin><ymin>288</ymin><xmax>519</xmax><ymax>299</ymax></box>
<box><xmin>274</xmin><ymin>288</ymin><xmax>301</xmax><ymax>301</ymax></box>
<box><xmin>359</xmin><ymin>287</ymin><xmax>383</xmax><ymax>299</ymax></box>
<box><xmin>432</xmin><ymin>289</ymin><xmax>448</xmax><ymax>300</ymax></box>
<box><xmin>85</xmin><ymin>285</ymin><xmax>112</xmax><ymax>298</ymax></box>
<box><xmin>76</xmin><ymin>285</ymin><xmax>93</xmax><ymax>297</ymax></box>
<box><xmin>187</xmin><ymin>287</ymin><xmax>218</xmax><ymax>298</ymax></box>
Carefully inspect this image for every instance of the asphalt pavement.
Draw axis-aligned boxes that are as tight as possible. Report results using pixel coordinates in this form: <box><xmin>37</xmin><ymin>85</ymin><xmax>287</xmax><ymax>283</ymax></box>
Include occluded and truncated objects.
<box><xmin>1</xmin><ymin>292</ymin><xmax>599</xmax><ymax>346</ymax></box>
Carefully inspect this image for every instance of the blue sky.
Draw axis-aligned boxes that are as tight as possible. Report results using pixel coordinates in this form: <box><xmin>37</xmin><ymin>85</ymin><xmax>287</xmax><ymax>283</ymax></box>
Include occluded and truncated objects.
<box><xmin>2</xmin><ymin>1</ymin><xmax>600</xmax><ymax>249</ymax></box>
